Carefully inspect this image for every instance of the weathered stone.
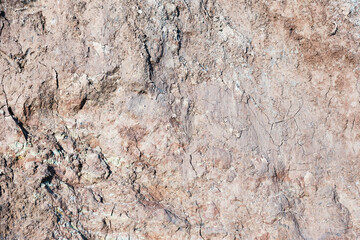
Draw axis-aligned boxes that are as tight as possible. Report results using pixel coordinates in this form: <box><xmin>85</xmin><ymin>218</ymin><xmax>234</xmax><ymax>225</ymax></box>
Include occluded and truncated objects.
<box><xmin>1</xmin><ymin>0</ymin><xmax>360</xmax><ymax>239</ymax></box>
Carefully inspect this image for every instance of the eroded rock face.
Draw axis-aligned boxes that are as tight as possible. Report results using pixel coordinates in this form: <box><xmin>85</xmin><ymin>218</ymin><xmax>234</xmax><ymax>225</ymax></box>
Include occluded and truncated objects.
<box><xmin>0</xmin><ymin>0</ymin><xmax>360</xmax><ymax>239</ymax></box>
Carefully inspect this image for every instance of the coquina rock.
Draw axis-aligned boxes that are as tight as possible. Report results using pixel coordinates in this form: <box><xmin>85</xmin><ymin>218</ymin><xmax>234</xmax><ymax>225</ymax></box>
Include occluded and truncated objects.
<box><xmin>0</xmin><ymin>0</ymin><xmax>360</xmax><ymax>239</ymax></box>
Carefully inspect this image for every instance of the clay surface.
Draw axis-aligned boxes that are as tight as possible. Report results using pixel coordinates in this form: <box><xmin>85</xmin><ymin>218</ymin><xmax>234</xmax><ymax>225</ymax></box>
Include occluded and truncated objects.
<box><xmin>1</xmin><ymin>0</ymin><xmax>360</xmax><ymax>239</ymax></box>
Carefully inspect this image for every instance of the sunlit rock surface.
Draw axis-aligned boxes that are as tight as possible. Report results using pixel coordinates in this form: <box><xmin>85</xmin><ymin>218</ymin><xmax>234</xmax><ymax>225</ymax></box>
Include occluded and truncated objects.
<box><xmin>1</xmin><ymin>0</ymin><xmax>360</xmax><ymax>239</ymax></box>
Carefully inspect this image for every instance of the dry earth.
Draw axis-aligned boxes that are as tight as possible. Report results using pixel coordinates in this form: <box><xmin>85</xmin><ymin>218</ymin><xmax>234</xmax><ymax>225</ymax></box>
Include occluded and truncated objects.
<box><xmin>1</xmin><ymin>0</ymin><xmax>360</xmax><ymax>239</ymax></box>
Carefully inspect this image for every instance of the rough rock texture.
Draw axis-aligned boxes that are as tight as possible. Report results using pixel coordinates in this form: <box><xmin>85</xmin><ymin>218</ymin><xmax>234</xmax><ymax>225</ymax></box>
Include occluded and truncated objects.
<box><xmin>1</xmin><ymin>0</ymin><xmax>360</xmax><ymax>239</ymax></box>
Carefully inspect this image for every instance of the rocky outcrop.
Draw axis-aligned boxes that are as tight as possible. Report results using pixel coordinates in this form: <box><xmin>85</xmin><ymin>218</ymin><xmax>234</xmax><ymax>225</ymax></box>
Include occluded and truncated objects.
<box><xmin>1</xmin><ymin>0</ymin><xmax>360</xmax><ymax>239</ymax></box>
